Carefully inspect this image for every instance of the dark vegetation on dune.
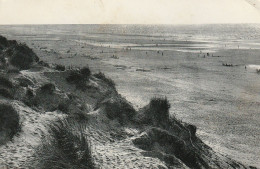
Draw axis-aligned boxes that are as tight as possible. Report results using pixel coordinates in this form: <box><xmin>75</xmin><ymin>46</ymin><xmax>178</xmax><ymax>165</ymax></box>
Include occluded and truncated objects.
<box><xmin>55</xmin><ymin>64</ymin><xmax>66</xmax><ymax>71</ymax></box>
<box><xmin>8</xmin><ymin>43</ymin><xmax>39</xmax><ymax>69</ymax></box>
<box><xmin>0</xmin><ymin>35</ymin><xmax>39</xmax><ymax>70</ymax></box>
<box><xmin>39</xmin><ymin>83</ymin><xmax>56</xmax><ymax>94</ymax></box>
<box><xmin>38</xmin><ymin>60</ymin><xmax>50</xmax><ymax>67</ymax></box>
<box><xmin>66</xmin><ymin>67</ymin><xmax>91</xmax><ymax>91</ymax></box>
<box><xmin>0</xmin><ymin>75</ymin><xmax>14</xmax><ymax>88</ymax></box>
<box><xmin>57</xmin><ymin>102</ymin><xmax>70</xmax><ymax>113</ymax></box>
<box><xmin>102</xmin><ymin>97</ymin><xmax>136</xmax><ymax>125</ymax></box>
<box><xmin>0</xmin><ymin>88</ymin><xmax>13</xmax><ymax>99</ymax></box>
<box><xmin>30</xmin><ymin>119</ymin><xmax>94</xmax><ymax>169</ymax></box>
<box><xmin>0</xmin><ymin>103</ymin><xmax>20</xmax><ymax>145</ymax></box>
<box><xmin>141</xmin><ymin>97</ymin><xmax>171</xmax><ymax>127</ymax></box>
<box><xmin>94</xmin><ymin>72</ymin><xmax>115</xmax><ymax>88</ymax></box>
<box><xmin>0</xmin><ymin>75</ymin><xmax>14</xmax><ymax>99</ymax></box>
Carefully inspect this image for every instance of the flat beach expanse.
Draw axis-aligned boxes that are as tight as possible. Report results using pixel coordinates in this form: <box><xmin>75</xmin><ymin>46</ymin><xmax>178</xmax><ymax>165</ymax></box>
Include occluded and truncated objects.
<box><xmin>0</xmin><ymin>24</ymin><xmax>260</xmax><ymax>166</ymax></box>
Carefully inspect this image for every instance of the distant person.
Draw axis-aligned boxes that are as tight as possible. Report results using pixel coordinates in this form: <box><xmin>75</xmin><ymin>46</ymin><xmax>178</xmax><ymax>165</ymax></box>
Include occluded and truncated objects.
<box><xmin>245</xmin><ymin>66</ymin><xmax>247</xmax><ymax>69</ymax></box>
<box><xmin>162</xmin><ymin>52</ymin><xmax>164</xmax><ymax>56</ymax></box>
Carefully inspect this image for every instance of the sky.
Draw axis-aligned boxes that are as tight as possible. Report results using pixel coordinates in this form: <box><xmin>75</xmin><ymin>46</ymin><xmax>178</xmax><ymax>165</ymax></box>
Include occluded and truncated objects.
<box><xmin>0</xmin><ymin>0</ymin><xmax>260</xmax><ymax>24</ymax></box>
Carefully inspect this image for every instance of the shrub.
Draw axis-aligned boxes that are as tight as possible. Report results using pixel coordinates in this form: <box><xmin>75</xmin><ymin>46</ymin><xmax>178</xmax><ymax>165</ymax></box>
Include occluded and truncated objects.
<box><xmin>0</xmin><ymin>103</ymin><xmax>20</xmax><ymax>145</ymax></box>
<box><xmin>143</xmin><ymin>97</ymin><xmax>171</xmax><ymax>127</ymax></box>
<box><xmin>94</xmin><ymin>72</ymin><xmax>115</xmax><ymax>88</ymax></box>
<box><xmin>66</xmin><ymin>67</ymin><xmax>91</xmax><ymax>91</ymax></box>
<box><xmin>80</xmin><ymin>67</ymin><xmax>91</xmax><ymax>79</ymax></box>
<box><xmin>26</xmin><ymin>88</ymin><xmax>34</xmax><ymax>98</ymax></box>
<box><xmin>38</xmin><ymin>60</ymin><xmax>50</xmax><ymax>67</ymax></box>
<box><xmin>57</xmin><ymin>102</ymin><xmax>69</xmax><ymax>113</ymax></box>
<box><xmin>66</xmin><ymin>70</ymin><xmax>83</xmax><ymax>84</ymax></box>
<box><xmin>55</xmin><ymin>64</ymin><xmax>66</xmax><ymax>71</ymax></box>
<box><xmin>0</xmin><ymin>88</ymin><xmax>13</xmax><ymax>99</ymax></box>
<box><xmin>31</xmin><ymin>119</ymin><xmax>94</xmax><ymax>169</ymax></box>
<box><xmin>39</xmin><ymin>83</ymin><xmax>56</xmax><ymax>94</ymax></box>
<box><xmin>0</xmin><ymin>35</ymin><xmax>9</xmax><ymax>48</ymax></box>
<box><xmin>0</xmin><ymin>56</ymin><xmax>6</xmax><ymax>64</ymax></box>
<box><xmin>185</xmin><ymin>124</ymin><xmax>197</xmax><ymax>138</ymax></box>
<box><xmin>8</xmin><ymin>43</ymin><xmax>39</xmax><ymax>70</ymax></box>
<box><xmin>104</xmin><ymin>98</ymin><xmax>136</xmax><ymax>124</ymax></box>
<box><xmin>0</xmin><ymin>75</ymin><xmax>13</xmax><ymax>88</ymax></box>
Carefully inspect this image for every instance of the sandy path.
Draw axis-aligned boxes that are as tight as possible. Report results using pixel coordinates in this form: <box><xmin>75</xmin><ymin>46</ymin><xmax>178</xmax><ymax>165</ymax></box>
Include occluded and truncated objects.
<box><xmin>0</xmin><ymin>101</ymin><xmax>64</xmax><ymax>168</ymax></box>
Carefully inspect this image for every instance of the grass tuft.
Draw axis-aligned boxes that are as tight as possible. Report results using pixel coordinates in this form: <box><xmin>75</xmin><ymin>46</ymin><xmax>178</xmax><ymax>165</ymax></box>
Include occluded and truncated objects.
<box><xmin>55</xmin><ymin>64</ymin><xmax>66</xmax><ymax>71</ymax></box>
<box><xmin>8</xmin><ymin>43</ymin><xmax>39</xmax><ymax>70</ymax></box>
<box><xmin>103</xmin><ymin>98</ymin><xmax>136</xmax><ymax>125</ymax></box>
<box><xmin>94</xmin><ymin>72</ymin><xmax>115</xmax><ymax>88</ymax></box>
<box><xmin>141</xmin><ymin>97</ymin><xmax>171</xmax><ymax>127</ymax></box>
<box><xmin>0</xmin><ymin>103</ymin><xmax>20</xmax><ymax>145</ymax></box>
<box><xmin>0</xmin><ymin>88</ymin><xmax>13</xmax><ymax>99</ymax></box>
<box><xmin>57</xmin><ymin>102</ymin><xmax>69</xmax><ymax>113</ymax></box>
<box><xmin>39</xmin><ymin>83</ymin><xmax>56</xmax><ymax>94</ymax></box>
<box><xmin>0</xmin><ymin>75</ymin><xmax>13</xmax><ymax>88</ymax></box>
<box><xmin>66</xmin><ymin>67</ymin><xmax>91</xmax><ymax>91</ymax></box>
<box><xmin>31</xmin><ymin>118</ymin><xmax>94</xmax><ymax>169</ymax></box>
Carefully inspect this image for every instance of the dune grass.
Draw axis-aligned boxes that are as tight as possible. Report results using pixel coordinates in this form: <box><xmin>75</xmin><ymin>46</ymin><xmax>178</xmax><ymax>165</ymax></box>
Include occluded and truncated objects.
<box><xmin>0</xmin><ymin>103</ymin><xmax>20</xmax><ymax>145</ymax></box>
<box><xmin>103</xmin><ymin>98</ymin><xmax>136</xmax><ymax>125</ymax></box>
<box><xmin>8</xmin><ymin>43</ymin><xmax>39</xmax><ymax>70</ymax></box>
<box><xmin>39</xmin><ymin>83</ymin><xmax>56</xmax><ymax>94</ymax></box>
<box><xmin>55</xmin><ymin>64</ymin><xmax>66</xmax><ymax>71</ymax></box>
<box><xmin>66</xmin><ymin>67</ymin><xmax>91</xmax><ymax>91</ymax></box>
<box><xmin>0</xmin><ymin>75</ymin><xmax>14</xmax><ymax>99</ymax></box>
<box><xmin>0</xmin><ymin>75</ymin><xmax>13</xmax><ymax>88</ymax></box>
<box><xmin>0</xmin><ymin>88</ymin><xmax>13</xmax><ymax>99</ymax></box>
<box><xmin>142</xmin><ymin>97</ymin><xmax>171</xmax><ymax>127</ymax></box>
<box><xmin>94</xmin><ymin>72</ymin><xmax>115</xmax><ymax>88</ymax></box>
<box><xmin>31</xmin><ymin>118</ymin><xmax>94</xmax><ymax>169</ymax></box>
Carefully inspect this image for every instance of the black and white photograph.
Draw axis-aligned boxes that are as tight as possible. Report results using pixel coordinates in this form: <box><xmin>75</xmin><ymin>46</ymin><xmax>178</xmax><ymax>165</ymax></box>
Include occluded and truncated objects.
<box><xmin>0</xmin><ymin>0</ymin><xmax>260</xmax><ymax>168</ymax></box>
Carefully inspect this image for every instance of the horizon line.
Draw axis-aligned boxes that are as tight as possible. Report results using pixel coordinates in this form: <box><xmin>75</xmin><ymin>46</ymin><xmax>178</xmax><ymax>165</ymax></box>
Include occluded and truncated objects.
<box><xmin>1</xmin><ymin>23</ymin><xmax>260</xmax><ymax>26</ymax></box>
